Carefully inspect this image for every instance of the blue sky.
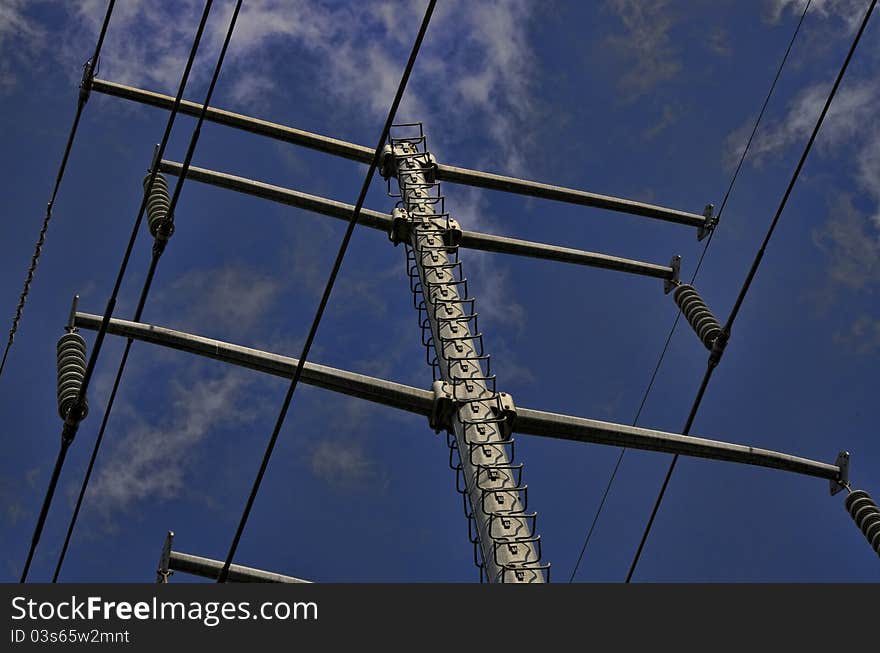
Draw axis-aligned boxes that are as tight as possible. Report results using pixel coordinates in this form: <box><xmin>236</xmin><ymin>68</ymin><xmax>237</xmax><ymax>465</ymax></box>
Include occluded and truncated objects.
<box><xmin>1</xmin><ymin>0</ymin><xmax>878</xmax><ymax>583</ymax></box>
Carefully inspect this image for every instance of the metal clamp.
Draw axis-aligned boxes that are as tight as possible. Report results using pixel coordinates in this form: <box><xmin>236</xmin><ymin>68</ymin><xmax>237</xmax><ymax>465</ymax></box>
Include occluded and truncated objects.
<box><xmin>156</xmin><ymin>531</ymin><xmax>175</xmax><ymax>583</ymax></box>
<box><xmin>389</xmin><ymin>207</ymin><xmax>412</xmax><ymax>246</ymax></box>
<box><xmin>492</xmin><ymin>392</ymin><xmax>517</xmax><ymax>439</ymax></box>
<box><xmin>664</xmin><ymin>255</ymin><xmax>681</xmax><ymax>294</ymax></box>
<box><xmin>430</xmin><ymin>381</ymin><xmax>516</xmax><ymax>438</ymax></box>
<box><xmin>417</xmin><ymin>152</ymin><xmax>439</xmax><ymax>184</ymax></box>
<box><xmin>429</xmin><ymin>380</ymin><xmax>456</xmax><ymax>433</ymax></box>
<box><xmin>380</xmin><ymin>143</ymin><xmax>397</xmax><ymax>180</ymax></box>
<box><xmin>831</xmin><ymin>451</ymin><xmax>850</xmax><ymax>496</ymax></box>
<box><xmin>78</xmin><ymin>58</ymin><xmax>96</xmax><ymax>106</ymax></box>
<box><xmin>697</xmin><ymin>203</ymin><xmax>717</xmax><ymax>241</ymax></box>
<box><xmin>708</xmin><ymin>328</ymin><xmax>728</xmax><ymax>367</ymax></box>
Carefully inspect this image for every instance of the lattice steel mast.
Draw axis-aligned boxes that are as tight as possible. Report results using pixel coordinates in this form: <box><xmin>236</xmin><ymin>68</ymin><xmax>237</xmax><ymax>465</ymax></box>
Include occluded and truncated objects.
<box><xmin>383</xmin><ymin>129</ymin><xmax>546</xmax><ymax>582</ymax></box>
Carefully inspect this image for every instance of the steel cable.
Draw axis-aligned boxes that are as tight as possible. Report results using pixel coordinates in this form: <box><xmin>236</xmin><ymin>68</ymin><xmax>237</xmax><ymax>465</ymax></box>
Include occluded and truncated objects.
<box><xmin>569</xmin><ymin>0</ymin><xmax>813</xmax><ymax>582</ymax></box>
<box><xmin>20</xmin><ymin>0</ymin><xmax>215</xmax><ymax>583</ymax></box>
<box><xmin>51</xmin><ymin>0</ymin><xmax>244</xmax><ymax>583</ymax></box>
<box><xmin>217</xmin><ymin>0</ymin><xmax>437</xmax><ymax>583</ymax></box>
<box><xmin>625</xmin><ymin>0</ymin><xmax>876</xmax><ymax>583</ymax></box>
<box><xmin>0</xmin><ymin>0</ymin><xmax>116</xmax><ymax>382</ymax></box>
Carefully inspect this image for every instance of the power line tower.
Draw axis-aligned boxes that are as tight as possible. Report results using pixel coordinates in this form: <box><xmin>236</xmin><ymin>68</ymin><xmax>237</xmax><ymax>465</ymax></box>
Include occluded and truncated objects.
<box><xmin>69</xmin><ymin>78</ymin><xmax>871</xmax><ymax>580</ymax></box>
<box><xmin>17</xmin><ymin>2</ymin><xmax>879</xmax><ymax>584</ymax></box>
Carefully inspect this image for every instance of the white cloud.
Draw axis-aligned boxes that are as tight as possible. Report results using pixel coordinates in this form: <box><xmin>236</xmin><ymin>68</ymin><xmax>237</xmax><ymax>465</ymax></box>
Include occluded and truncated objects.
<box><xmin>604</xmin><ymin>0</ymin><xmax>681</xmax><ymax>101</ymax></box>
<box><xmin>833</xmin><ymin>314</ymin><xmax>880</xmax><ymax>355</ymax></box>
<box><xmin>811</xmin><ymin>195</ymin><xmax>880</xmax><ymax>291</ymax></box>
<box><xmin>155</xmin><ymin>263</ymin><xmax>282</xmax><ymax>334</ymax></box>
<box><xmin>309</xmin><ymin>438</ymin><xmax>384</xmax><ymax>492</ymax></box>
<box><xmin>9</xmin><ymin>0</ymin><xmax>540</xmax><ymax>176</ymax></box>
<box><xmin>87</xmin><ymin>369</ymin><xmax>252</xmax><ymax>515</ymax></box>
<box><xmin>725</xmin><ymin>79</ymin><xmax>880</xmax><ymax>229</ymax></box>
<box><xmin>0</xmin><ymin>0</ymin><xmax>45</xmax><ymax>91</ymax></box>
<box><xmin>764</xmin><ymin>0</ymin><xmax>868</xmax><ymax>30</ymax></box>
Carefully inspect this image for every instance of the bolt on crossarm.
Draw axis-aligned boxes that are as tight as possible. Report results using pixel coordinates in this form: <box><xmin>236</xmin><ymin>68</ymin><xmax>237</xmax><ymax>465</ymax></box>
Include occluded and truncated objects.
<box><xmin>385</xmin><ymin>127</ymin><xmax>547</xmax><ymax>583</ymax></box>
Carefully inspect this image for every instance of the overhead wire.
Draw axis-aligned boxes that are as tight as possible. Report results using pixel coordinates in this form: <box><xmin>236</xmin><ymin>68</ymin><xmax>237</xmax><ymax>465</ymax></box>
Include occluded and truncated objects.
<box><xmin>0</xmin><ymin>0</ymin><xmax>116</xmax><ymax>382</ymax></box>
<box><xmin>20</xmin><ymin>0</ymin><xmax>215</xmax><ymax>583</ymax></box>
<box><xmin>568</xmin><ymin>0</ymin><xmax>814</xmax><ymax>583</ymax></box>
<box><xmin>625</xmin><ymin>0</ymin><xmax>877</xmax><ymax>583</ymax></box>
<box><xmin>216</xmin><ymin>0</ymin><xmax>438</xmax><ymax>583</ymax></box>
<box><xmin>51</xmin><ymin>0</ymin><xmax>244</xmax><ymax>583</ymax></box>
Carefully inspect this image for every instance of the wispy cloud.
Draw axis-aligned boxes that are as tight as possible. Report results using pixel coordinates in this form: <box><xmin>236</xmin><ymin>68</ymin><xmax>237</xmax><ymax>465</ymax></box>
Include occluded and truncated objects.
<box><xmin>833</xmin><ymin>314</ymin><xmax>880</xmax><ymax>355</ymax></box>
<box><xmin>811</xmin><ymin>195</ymin><xmax>880</xmax><ymax>293</ymax></box>
<box><xmin>302</xmin><ymin>389</ymin><xmax>396</xmax><ymax>494</ymax></box>
<box><xmin>87</xmin><ymin>369</ymin><xmax>252</xmax><ymax>516</ymax></box>
<box><xmin>805</xmin><ymin>196</ymin><xmax>880</xmax><ymax>320</ymax></box>
<box><xmin>604</xmin><ymin>0</ymin><xmax>681</xmax><ymax>101</ymax></box>
<box><xmin>764</xmin><ymin>0</ymin><xmax>868</xmax><ymax>30</ymax></box>
<box><xmin>34</xmin><ymin>0</ymin><xmax>540</xmax><ymax>177</ymax></box>
<box><xmin>642</xmin><ymin>104</ymin><xmax>681</xmax><ymax>141</ymax></box>
<box><xmin>724</xmin><ymin>77</ymin><xmax>880</xmax><ymax>233</ymax></box>
<box><xmin>707</xmin><ymin>27</ymin><xmax>733</xmax><ymax>57</ymax></box>
<box><xmin>0</xmin><ymin>0</ymin><xmax>45</xmax><ymax>91</ymax></box>
<box><xmin>154</xmin><ymin>263</ymin><xmax>282</xmax><ymax>334</ymax></box>
<box><xmin>309</xmin><ymin>438</ymin><xmax>387</xmax><ymax>493</ymax></box>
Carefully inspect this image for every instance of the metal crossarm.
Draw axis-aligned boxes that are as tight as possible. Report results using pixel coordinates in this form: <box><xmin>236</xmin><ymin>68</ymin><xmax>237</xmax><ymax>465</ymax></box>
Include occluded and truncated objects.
<box><xmin>160</xmin><ymin>160</ymin><xmax>677</xmax><ymax>280</ymax></box>
<box><xmin>514</xmin><ymin>408</ymin><xmax>845</xmax><ymax>483</ymax></box>
<box><xmin>73</xmin><ymin>311</ymin><xmax>434</xmax><ymax>416</ymax></box>
<box><xmin>93</xmin><ymin>78</ymin><xmax>712</xmax><ymax>231</ymax></box>
<box><xmin>73</xmin><ymin>312</ymin><xmax>847</xmax><ymax>486</ymax></box>
<box><xmin>156</xmin><ymin>532</ymin><xmax>310</xmax><ymax>583</ymax></box>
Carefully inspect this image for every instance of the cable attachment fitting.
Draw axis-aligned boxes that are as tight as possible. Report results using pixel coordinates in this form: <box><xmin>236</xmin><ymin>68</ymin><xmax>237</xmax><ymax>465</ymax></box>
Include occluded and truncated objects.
<box><xmin>78</xmin><ymin>57</ymin><xmax>97</xmax><ymax>106</ymax></box>
<box><xmin>673</xmin><ymin>283</ymin><xmax>723</xmax><ymax>350</ymax></box>
<box><xmin>708</xmin><ymin>328</ymin><xmax>728</xmax><ymax>367</ymax></box>
<box><xmin>844</xmin><ymin>487</ymin><xmax>880</xmax><ymax>556</ymax></box>
<box><xmin>57</xmin><ymin>295</ymin><xmax>88</xmax><ymax>426</ymax></box>
<box><xmin>156</xmin><ymin>531</ymin><xmax>175</xmax><ymax>583</ymax></box>
<box><xmin>380</xmin><ymin>144</ymin><xmax>397</xmax><ymax>180</ymax></box>
<box><xmin>697</xmin><ymin>203</ymin><xmax>717</xmax><ymax>241</ymax></box>
<box><xmin>664</xmin><ymin>255</ymin><xmax>682</xmax><ymax>294</ymax></box>
<box><xmin>831</xmin><ymin>451</ymin><xmax>850</xmax><ymax>496</ymax></box>
<box><xmin>143</xmin><ymin>172</ymin><xmax>174</xmax><ymax>244</ymax></box>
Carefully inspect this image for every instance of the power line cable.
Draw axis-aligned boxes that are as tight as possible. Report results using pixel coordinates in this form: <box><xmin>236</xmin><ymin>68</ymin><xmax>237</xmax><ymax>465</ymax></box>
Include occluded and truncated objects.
<box><xmin>20</xmin><ymin>0</ymin><xmax>215</xmax><ymax>583</ymax></box>
<box><xmin>216</xmin><ymin>0</ymin><xmax>438</xmax><ymax>583</ymax></box>
<box><xmin>568</xmin><ymin>0</ymin><xmax>813</xmax><ymax>583</ymax></box>
<box><xmin>625</xmin><ymin>0</ymin><xmax>877</xmax><ymax>583</ymax></box>
<box><xmin>51</xmin><ymin>0</ymin><xmax>243</xmax><ymax>583</ymax></box>
<box><xmin>0</xmin><ymin>0</ymin><xmax>116</xmax><ymax>382</ymax></box>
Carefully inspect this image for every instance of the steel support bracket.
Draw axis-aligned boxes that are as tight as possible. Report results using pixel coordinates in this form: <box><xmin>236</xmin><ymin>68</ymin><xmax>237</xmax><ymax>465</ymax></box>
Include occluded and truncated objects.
<box><xmin>419</xmin><ymin>152</ymin><xmax>439</xmax><ymax>184</ymax></box>
<box><xmin>697</xmin><ymin>203</ymin><xmax>718</xmax><ymax>241</ymax></box>
<box><xmin>831</xmin><ymin>451</ymin><xmax>850</xmax><ymax>496</ymax></box>
<box><xmin>421</xmin><ymin>216</ymin><xmax>463</xmax><ymax>249</ymax></box>
<box><xmin>429</xmin><ymin>380</ymin><xmax>456</xmax><ymax>433</ymax></box>
<box><xmin>437</xmin><ymin>216</ymin><xmax>463</xmax><ymax>249</ymax></box>
<box><xmin>149</xmin><ymin>143</ymin><xmax>162</xmax><ymax>175</ymax></box>
<box><xmin>664</xmin><ymin>255</ymin><xmax>682</xmax><ymax>294</ymax></box>
<box><xmin>156</xmin><ymin>530</ymin><xmax>174</xmax><ymax>583</ymax></box>
<box><xmin>389</xmin><ymin>207</ymin><xmax>413</xmax><ymax>246</ymax></box>
<box><xmin>380</xmin><ymin>143</ymin><xmax>397</xmax><ymax>180</ymax></box>
<box><xmin>493</xmin><ymin>392</ymin><xmax>518</xmax><ymax>439</ymax></box>
<box><xmin>429</xmin><ymin>381</ymin><xmax>516</xmax><ymax>437</ymax></box>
